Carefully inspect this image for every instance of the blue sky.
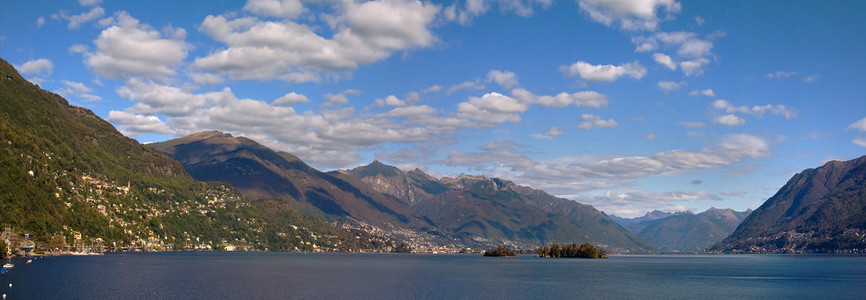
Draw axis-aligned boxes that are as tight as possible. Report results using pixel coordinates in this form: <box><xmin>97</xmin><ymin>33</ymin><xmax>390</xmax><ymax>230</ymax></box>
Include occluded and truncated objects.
<box><xmin>2</xmin><ymin>0</ymin><xmax>865</xmax><ymax>217</ymax></box>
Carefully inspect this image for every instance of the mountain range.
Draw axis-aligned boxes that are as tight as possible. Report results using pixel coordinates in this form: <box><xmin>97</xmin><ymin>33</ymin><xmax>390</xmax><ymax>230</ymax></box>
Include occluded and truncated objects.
<box><xmin>711</xmin><ymin>156</ymin><xmax>866</xmax><ymax>253</ymax></box>
<box><xmin>614</xmin><ymin>208</ymin><xmax>751</xmax><ymax>252</ymax></box>
<box><xmin>0</xmin><ymin>58</ymin><xmax>380</xmax><ymax>252</ymax></box>
<box><xmin>152</xmin><ymin>132</ymin><xmax>654</xmax><ymax>252</ymax></box>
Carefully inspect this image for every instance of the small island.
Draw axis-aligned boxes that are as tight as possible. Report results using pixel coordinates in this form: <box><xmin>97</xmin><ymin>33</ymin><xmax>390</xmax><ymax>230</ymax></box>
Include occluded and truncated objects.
<box><xmin>536</xmin><ymin>243</ymin><xmax>608</xmax><ymax>259</ymax></box>
<box><xmin>483</xmin><ymin>245</ymin><xmax>518</xmax><ymax>257</ymax></box>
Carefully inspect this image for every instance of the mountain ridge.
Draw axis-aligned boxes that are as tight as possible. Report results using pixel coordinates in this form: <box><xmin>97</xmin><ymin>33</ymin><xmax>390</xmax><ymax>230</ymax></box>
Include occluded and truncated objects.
<box><xmin>153</xmin><ymin>131</ymin><xmax>655</xmax><ymax>252</ymax></box>
<box><xmin>711</xmin><ymin>156</ymin><xmax>866</xmax><ymax>253</ymax></box>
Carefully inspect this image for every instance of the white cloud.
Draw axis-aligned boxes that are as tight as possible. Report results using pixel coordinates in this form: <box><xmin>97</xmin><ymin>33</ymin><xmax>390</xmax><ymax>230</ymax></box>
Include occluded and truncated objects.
<box><xmin>36</xmin><ymin>16</ymin><xmax>45</xmax><ymax>27</ymax></box>
<box><xmin>694</xmin><ymin>16</ymin><xmax>704</xmax><ymax>26</ymax></box>
<box><xmin>657</xmin><ymin>81</ymin><xmax>681</xmax><ymax>92</ymax></box>
<box><xmin>561</xmin><ymin>61</ymin><xmax>646</xmax><ymax>82</ymax></box>
<box><xmin>635</xmin><ymin>31</ymin><xmax>718</xmax><ymax>76</ymax></box>
<box><xmin>579</xmin><ymin>114</ymin><xmax>618</xmax><ymax>130</ymax></box>
<box><xmin>688</xmin><ymin>88</ymin><xmax>714</xmax><ymax>97</ymax></box>
<box><xmin>576</xmin><ymin>0</ymin><xmax>681</xmax><ymax>31</ymax></box>
<box><xmin>457</xmin><ymin>92</ymin><xmax>528</xmax><ymax>125</ymax></box>
<box><xmin>854</xmin><ymin>137</ymin><xmax>866</xmax><ymax>148</ymax></box>
<box><xmin>679</xmin><ymin>58</ymin><xmax>709</xmax><ymax>76</ymax></box>
<box><xmin>59</xmin><ymin>80</ymin><xmax>102</xmax><ymax>102</ymax></box>
<box><xmin>117</xmin><ymin>78</ymin><xmax>224</xmax><ymax>116</ymax></box>
<box><xmin>766</xmin><ymin>71</ymin><xmax>797</xmax><ymax>79</ymax></box>
<box><xmin>189</xmin><ymin>72</ymin><xmax>225</xmax><ymax>86</ymax></box>
<box><xmin>374</xmin><ymin>95</ymin><xmax>407</xmax><ymax>107</ymax></box>
<box><xmin>422</xmin><ymin>85</ymin><xmax>443</xmax><ymax>93</ymax></box>
<box><xmin>803</xmin><ymin>74</ymin><xmax>819</xmax><ymax>83</ymax></box>
<box><xmin>643</xmin><ymin>133</ymin><xmax>658</xmax><ymax>139</ymax></box>
<box><xmin>272</xmin><ymin>92</ymin><xmax>310</xmax><ymax>106</ymax></box>
<box><xmin>59</xmin><ymin>6</ymin><xmax>105</xmax><ymax>29</ymax></box>
<box><xmin>194</xmin><ymin>0</ymin><xmax>440</xmax><ymax>83</ymax></box>
<box><xmin>533</xmin><ymin>127</ymin><xmax>564</xmax><ymax>139</ymax></box>
<box><xmin>244</xmin><ymin>0</ymin><xmax>305</xmax><ymax>19</ymax></box>
<box><xmin>486</xmin><ymin>70</ymin><xmax>519</xmax><ymax>89</ymax></box>
<box><xmin>81</xmin><ymin>12</ymin><xmax>189</xmax><ymax>81</ymax></box>
<box><xmin>713</xmin><ymin>114</ymin><xmax>745</xmax><ymax>126</ymax></box>
<box><xmin>716</xmin><ymin>133</ymin><xmax>769</xmax><ymax>158</ymax></box>
<box><xmin>446</xmin><ymin>80</ymin><xmax>485</xmax><ymax>95</ymax></box>
<box><xmin>444</xmin><ymin>133</ymin><xmax>770</xmax><ymax>204</ymax></box>
<box><xmin>848</xmin><ymin>117</ymin><xmax>866</xmax><ymax>132</ymax></box>
<box><xmin>652</xmin><ymin>53</ymin><xmax>676</xmax><ymax>70</ymax></box>
<box><xmin>712</xmin><ymin>99</ymin><xmax>797</xmax><ymax>119</ymax></box>
<box><xmin>108</xmin><ymin>111</ymin><xmax>175</xmax><ymax>136</ymax></box>
<box><xmin>323</xmin><ymin>89</ymin><xmax>362</xmax><ymax>106</ymax></box>
<box><xmin>379</xmin><ymin>105</ymin><xmax>437</xmax><ymax>118</ymax></box>
<box><xmin>15</xmin><ymin>58</ymin><xmax>53</xmax><ymax>76</ymax></box>
<box><xmin>78</xmin><ymin>0</ymin><xmax>102</xmax><ymax>6</ymax></box>
<box><xmin>447</xmin><ymin>0</ymin><xmax>553</xmax><ymax>25</ymax></box>
<box><xmin>513</xmin><ymin>89</ymin><xmax>609</xmax><ymax>108</ymax></box>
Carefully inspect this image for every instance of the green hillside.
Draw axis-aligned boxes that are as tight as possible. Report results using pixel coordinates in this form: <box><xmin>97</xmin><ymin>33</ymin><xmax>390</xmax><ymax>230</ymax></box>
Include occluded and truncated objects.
<box><xmin>0</xmin><ymin>58</ymin><xmax>380</xmax><ymax>252</ymax></box>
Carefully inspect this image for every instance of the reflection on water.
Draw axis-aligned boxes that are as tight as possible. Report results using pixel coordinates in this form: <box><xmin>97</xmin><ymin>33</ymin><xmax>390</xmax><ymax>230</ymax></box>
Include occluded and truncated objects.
<box><xmin>2</xmin><ymin>253</ymin><xmax>864</xmax><ymax>299</ymax></box>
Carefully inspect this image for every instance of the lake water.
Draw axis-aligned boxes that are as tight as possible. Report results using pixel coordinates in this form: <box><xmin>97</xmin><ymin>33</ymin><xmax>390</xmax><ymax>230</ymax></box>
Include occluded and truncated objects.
<box><xmin>2</xmin><ymin>252</ymin><xmax>864</xmax><ymax>299</ymax></box>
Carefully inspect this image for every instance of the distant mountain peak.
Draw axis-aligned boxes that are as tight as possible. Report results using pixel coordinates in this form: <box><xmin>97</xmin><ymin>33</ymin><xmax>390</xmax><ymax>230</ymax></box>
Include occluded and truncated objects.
<box><xmin>188</xmin><ymin>130</ymin><xmax>232</xmax><ymax>140</ymax></box>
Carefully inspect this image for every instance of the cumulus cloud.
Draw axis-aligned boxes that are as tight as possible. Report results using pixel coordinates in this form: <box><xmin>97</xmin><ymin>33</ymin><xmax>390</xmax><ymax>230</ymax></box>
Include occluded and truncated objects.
<box><xmin>243</xmin><ymin>0</ymin><xmax>305</xmax><ymax>19</ymax></box>
<box><xmin>58</xmin><ymin>80</ymin><xmax>102</xmax><ymax>102</ymax></box>
<box><xmin>193</xmin><ymin>0</ymin><xmax>440</xmax><ymax>83</ymax></box>
<box><xmin>513</xmin><ymin>89</ymin><xmax>609</xmax><ymax>108</ymax></box>
<box><xmin>15</xmin><ymin>58</ymin><xmax>53</xmax><ymax>76</ymax></box>
<box><xmin>652</xmin><ymin>53</ymin><xmax>676</xmax><ymax>70</ymax></box>
<box><xmin>457</xmin><ymin>92</ymin><xmax>528</xmax><ymax>125</ymax></box>
<box><xmin>323</xmin><ymin>89</ymin><xmax>362</xmax><ymax>106</ymax></box>
<box><xmin>107</xmin><ymin>111</ymin><xmax>175</xmax><ymax>136</ymax></box>
<box><xmin>576</xmin><ymin>0</ymin><xmax>681</xmax><ymax>31</ymax></box>
<box><xmin>486</xmin><ymin>70</ymin><xmax>520</xmax><ymax>88</ymax></box>
<box><xmin>446</xmin><ymin>0</ymin><xmax>553</xmax><ymax>25</ymax></box>
<box><xmin>374</xmin><ymin>95</ymin><xmax>407</xmax><ymax>107</ymax></box>
<box><xmin>712</xmin><ymin>99</ymin><xmax>797</xmax><ymax>119</ymax></box>
<box><xmin>713</xmin><ymin>114</ymin><xmax>745</xmax><ymax>126</ymax></box>
<box><xmin>272</xmin><ymin>92</ymin><xmax>310</xmax><ymax>106</ymax></box>
<box><xmin>679</xmin><ymin>58</ymin><xmax>710</xmax><ymax>76</ymax></box>
<box><xmin>689</xmin><ymin>88</ymin><xmax>715</xmax><ymax>97</ymax></box>
<box><xmin>657</xmin><ymin>81</ymin><xmax>681</xmax><ymax>92</ymax></box>
<box><xmin>447</xmin><ymin>80</ymin><xmax>485</xmax><ymax>95</ymax></box>
<box><xmin>579</xmin><ymin>114</ymin><xmax>618</xmax><ymax>130</ymax></box>
<box><xmin>79</xmin><ymin>12</ymin><xmax>189</xmax><ymax>81</ymax></box>
<box><xmin>560</xmin><ymin>61</ymin><xmax>646</xmax><ymax>82</ymax></box>
<box><xmin>633</xmin><ymin>31</ymin><xmax>718</xmax><ymax>76</ymax></box>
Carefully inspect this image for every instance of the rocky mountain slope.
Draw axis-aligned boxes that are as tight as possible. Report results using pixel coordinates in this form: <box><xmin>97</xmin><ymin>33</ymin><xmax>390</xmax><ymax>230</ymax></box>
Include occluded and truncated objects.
<box><xmin>711</xmin><ymin>156</ymin><xmax>866</xmax><ymax>253</ymax></box>
<box><xmin>618</xmin><ymin>208</ymin><xmax>750</xmax><ymax>252</ymax></box>
<box><xmin>153</xmin><ymin>132</ymin><xmax>654</xmax><ymax>252</ymax></box>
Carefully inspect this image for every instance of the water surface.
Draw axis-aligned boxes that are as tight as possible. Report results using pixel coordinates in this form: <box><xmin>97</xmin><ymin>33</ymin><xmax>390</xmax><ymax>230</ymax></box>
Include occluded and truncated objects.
<box><xmin>2</xmin><ymin>253</ymin><xmax>864</xmax><ymax>299</ymax></box>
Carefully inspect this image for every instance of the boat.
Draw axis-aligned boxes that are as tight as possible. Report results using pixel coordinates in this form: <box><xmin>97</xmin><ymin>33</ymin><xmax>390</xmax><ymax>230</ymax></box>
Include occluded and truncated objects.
<box><xmin>2</xmin><ymin>263</ymin><xmax>12</xmax><ymax>269</ymax></box>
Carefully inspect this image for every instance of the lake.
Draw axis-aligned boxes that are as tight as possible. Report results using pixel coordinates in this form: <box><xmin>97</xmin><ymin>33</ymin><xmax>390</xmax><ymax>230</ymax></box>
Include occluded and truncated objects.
<box><xmin>2</xmin><ymin>252</ymin><xmax>864</xmax><ymax>299</ymax></box>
